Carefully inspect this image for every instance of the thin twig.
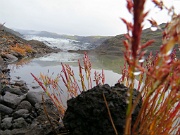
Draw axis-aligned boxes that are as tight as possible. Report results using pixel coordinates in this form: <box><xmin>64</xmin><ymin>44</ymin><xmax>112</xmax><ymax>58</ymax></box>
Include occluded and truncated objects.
<box><xmin>102</xmin><ymin>92</ymin><xmax>118</xmax><ymax>135</ymax></box>
<box><xmin>42</xmin><ymin>95</ymin><xmax>57</xmax><ymax>135</ymax></box>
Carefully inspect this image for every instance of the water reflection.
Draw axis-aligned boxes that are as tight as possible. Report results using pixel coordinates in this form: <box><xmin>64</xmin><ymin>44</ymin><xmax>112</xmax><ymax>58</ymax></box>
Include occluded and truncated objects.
<box><xmin>9</xmin><ymin>52</ymin><xmax>123</xmax><ymax>92</ymax></box>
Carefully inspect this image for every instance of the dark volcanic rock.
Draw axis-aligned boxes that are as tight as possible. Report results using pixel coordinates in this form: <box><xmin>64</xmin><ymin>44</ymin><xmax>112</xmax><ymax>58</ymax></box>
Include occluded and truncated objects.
<box><xmin>16</xmin><ymin>101</ymin><xmax>32</xmax><ymax>112</ymax></box>
<box><xmin>19</xmin><ymin>85</ymin><xmax>29</xmax><ymax>93</ymax></box>
<box><xmin>13</xmin><ymin>109</ymin><xmax>29</xmax><ymax>119</ymax></box>
<box><xmin>63</xmin><ymin>83</ymin><xmax>142</xmax><ymax>135</ymax></box>
<box><xmin>26</xmin><ymin>91</ymin><xmax>48</xmax><ymax>106</ymax></box>
<box><xmin>0</xmin><ymin>104</ymin><xmax>13</xmax><ymax>114</ymax></box>
<box><xmin>1</xmin><ymin>53</ymin><xmax>18</xmax><ymax>63</ymax></box>
<box><xmin>0</xmin><ymin>129</ymin><xmax>11</xmax><ymax>135</ymax></box>
<box><xmin>1</xmin><ymin>117</ymin><xmax>13</xmax><ymax>129</ymax></box>
<box><xmin>14</xmin><ymin>80</ymin><xmax>26</xmax><ymax>87</ymax></box>
<box><xmin>3</xmin><ymin>86</ymin><xmax>24</xmax><ymax>95</ymax></box>
<box><xmin>13</xmin><ymin>117</ymin><xmax>28</xmax><ymax>129</ymax></box>
<box><xmin>1</xmin><ymin>92</ymin><xmax>26</xmax><ymax>108</ymax></box>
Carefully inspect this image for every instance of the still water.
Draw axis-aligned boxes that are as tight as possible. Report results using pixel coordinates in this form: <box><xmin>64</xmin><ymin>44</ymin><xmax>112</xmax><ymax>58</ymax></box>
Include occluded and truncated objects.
<box><xmin>8</xmin><ymin>52</ymin><xmax>124</xmax><ymax>92</ymax></box>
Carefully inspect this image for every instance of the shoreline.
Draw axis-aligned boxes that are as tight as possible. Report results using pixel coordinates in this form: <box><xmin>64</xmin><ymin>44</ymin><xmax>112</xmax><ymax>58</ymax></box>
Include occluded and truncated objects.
<box><xmin>0</xmin><ymin>30</ymin><xmax>67</xmax><ymax>135</ymax></box>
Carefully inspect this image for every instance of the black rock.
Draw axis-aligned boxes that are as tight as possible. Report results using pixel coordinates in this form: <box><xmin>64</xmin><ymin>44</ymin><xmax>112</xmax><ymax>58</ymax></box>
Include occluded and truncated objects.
<box><xmin>63</xmin><ymin>83</ymin><xmax>142</xmax><ymax>135</ymax></box>
<box><xmin>1</xmin><ymin>92</ymin><xmax>26</xmax><ymax>109</ymax></box>
<box><xmin>25</xmin><ymin>118</ymin><xmax>32</xmax><ymax>124</ymax></box>
<box><xmin>1</xmin><ymin>117</ymin><xmax>13</xmax><ymax>129</ymax></box>
<box><xmin>0</xmin><ymin>129</ymin><xmax>11</xmax><ymax>135</ymax></box>
<box><xmin>0</xmin><ymin>104</ymin><xmax>13</xmax><ymax>114</ymax></box>
<box><xmin>14</xmin><ymin>80</ymin><xmax>26</xmax><ymax>87</ymax></box>
<box><xmin>3</xmin><ymin>86</ymin><xmax>24</xmax><ymax>95</ymax></box>
<box><xmin>20</xmin><ymin>85</ymin><xmax>29</xmax><ymax>93</ymax></box>
<box><xmin>0</xmin><ymin>87</ymin><xmax>6</xmax><ymax>97</ymax></box>
<box><xmin>26</xmin><ymin>91</ymin><xmax>48</xmax><ymax>106</ymax></box>
<box><xmin>1</xmin><ymin>53</ymin><xmax>18</xmax><ymax>63</ymax></box>
<box><xmin>16</xmin><ymin>101</ymin><xmax>32</xmax><ymax>112</ymax></box>
<box><xmin>13</xmin><ymin>109</ymin><xmax>29</xmax><ymax>119</ymax></box>
<box><xmin>13</xmin><ymin>117</ymin><xmax>28</xmax><ymax>129</ymax></box>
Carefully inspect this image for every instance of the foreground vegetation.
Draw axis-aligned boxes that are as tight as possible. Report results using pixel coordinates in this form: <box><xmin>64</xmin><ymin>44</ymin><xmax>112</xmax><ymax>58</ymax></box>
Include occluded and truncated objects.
<box><xmin>31</xmin><ymin>0</ymin><xmax>180</xmax><ymax>134</ymax></box>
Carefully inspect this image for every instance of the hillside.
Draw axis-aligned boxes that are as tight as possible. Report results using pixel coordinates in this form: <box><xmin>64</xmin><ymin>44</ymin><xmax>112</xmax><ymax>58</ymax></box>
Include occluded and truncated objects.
<box><xmin>0</xmin><ymin>26</ymin><xmax>59</xmax><ymax>63</ymax></box>
<box><xmin>95</xmin><ymin>23</ymin><xmax>179</xmax><ymax>57</ymax></box>
<box><xmin>0</xmin><ymin>24</ymin><xmax>22</xmax><ymax>37</ymax></box>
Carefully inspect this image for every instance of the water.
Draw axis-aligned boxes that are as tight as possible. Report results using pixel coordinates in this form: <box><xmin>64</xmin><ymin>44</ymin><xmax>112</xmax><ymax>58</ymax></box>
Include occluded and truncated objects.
<box><xmin>9</xmin><ymin>34</ymin><xmax>125</xmax><ymax>92</ymax></box>
<box><xmin>9</xmin><ymin>52</ymin><xmax>123</xmax><ymax>92</ymax></box>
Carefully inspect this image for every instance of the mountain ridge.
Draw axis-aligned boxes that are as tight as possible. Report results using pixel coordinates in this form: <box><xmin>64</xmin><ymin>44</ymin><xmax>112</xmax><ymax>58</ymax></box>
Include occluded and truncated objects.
<box><xmin>14</xmin><ymin>29</ymin><xmax>112</xmax><ymax>47</ymax></box>
<box><xmin>94</xmin><ymin>23</ymin><xmax>180</xmax><ymax>57</ymax></box>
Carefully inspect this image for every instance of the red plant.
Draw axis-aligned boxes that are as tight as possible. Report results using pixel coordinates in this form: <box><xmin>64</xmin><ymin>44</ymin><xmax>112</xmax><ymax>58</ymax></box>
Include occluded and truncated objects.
<box><xmin>31</xmin><ymin>52</ymin><xmax>105</xmax><ymax>117</ymax></box>
<box><xmin>31</xmin><ymin>0</ymin><xmax>180</xmax><ymax>134</ymax></box>
<box><xmin>121</xmin><ymin>0</ymin><xmax>180</xmax><ymax>134</ymax></box>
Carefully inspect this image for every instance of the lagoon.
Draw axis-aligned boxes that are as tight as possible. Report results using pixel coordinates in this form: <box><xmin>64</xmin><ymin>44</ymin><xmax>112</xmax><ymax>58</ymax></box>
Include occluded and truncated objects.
<box><xmin>8</xmin><ymin>52</ymin><xmax>124</xmax><ymax>93</ymax></box>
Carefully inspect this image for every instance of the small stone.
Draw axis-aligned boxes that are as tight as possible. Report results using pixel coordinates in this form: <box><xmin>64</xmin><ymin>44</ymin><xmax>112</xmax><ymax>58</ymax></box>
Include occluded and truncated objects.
<box><xmin>1</xmin><ymin>53</ymin><xmax>18</xmax><ymax>63</ymax></box>
<box><xmin>20</xmin><ymin>85</ymin><xmax>29</xmax><ymax>93</ymax></box>
<box><xmin>16</xmin><ymin>100</ymin><xmax>32</xmax><ymax>111</ymax></box>
<box><xmin>1</xmin><ymin>117</ymin><xmax>13</xmax><ymax>129</ymax></box>
<box><xmin>0</xmin><ymin>130</ymin><xmax>11</xmax><ymax>135</ymax></box>
<box><xmin>1</xmin><ymin>68</ymin><xmax>10</xmax><ymax>73</ymax></box>
<box><xmin>11</xmin><ymin>128</ymin><xmax>28</xmax><ymax>135</ymax></box>
<box><xmin>26</xmin><ymin>92</ymin><xmax>48</xmax><ymax>106</ymax></box>
<box><xmin>25</xmin><ymin>118</ymin><xmax>32</xmax><ymax>124</ymax></box>
<box><xmin>3</xmin><ymin>86</ymin><xmax>24</xmax><ymax>95</ymax></box>
<box><xmin>13</xmin><ymin>109</ymin><xmax>29</xmax><ymax>119</ymax></box>
<box><xmin>0</xmin><ymin>104</ymin><xmax>13</xmax><ymax>114</ymax></box>
<box><xmin>2</xmin><ymin>92</ymin><xmax>26</xmax><ymax>108</ymax></box>
<box><xmin>13</xmin><ymin>117</ymin><xmax>27</xmax><ymax>128</ymax></box>
<box><xmin>14</xmin><ymin>80</ymin><xmax>26</xmax><ymax>87</ymax></box>
<box><xmin>22</xmin><ymin>114</ymin><xmax>30</xmax><ymax>119</ymax></box>
<box><xmin>10</xmin><ymin>51</ymin><xmax>23</xmax><ymax>58</ymax></box>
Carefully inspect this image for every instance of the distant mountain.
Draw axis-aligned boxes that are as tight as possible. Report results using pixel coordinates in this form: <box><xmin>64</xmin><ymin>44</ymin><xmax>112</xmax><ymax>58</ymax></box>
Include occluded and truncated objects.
<box><xmin>13</xmin><ymin>29</ymin><xmax>40</xmax><ymax>35</ymax></box>
<box><xmin>15</xmin><ymin>29</ymin><xmax>112</xmax><ymax>48</ymax></box>
<box><xmin>95</xmin><ymin>23</ymin><xmax>171</xmax><ymax>55</ymax></box>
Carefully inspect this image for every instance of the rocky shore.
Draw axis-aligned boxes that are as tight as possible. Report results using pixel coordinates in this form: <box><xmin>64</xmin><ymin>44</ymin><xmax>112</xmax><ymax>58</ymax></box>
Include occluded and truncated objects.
<box><xmin>0</xmin><ymin>78</ymin><xmax>62</xmax><ymax>135</ymax></box>
<box><xmin>0</xmin><ymin>29</ymin><xmax>65</xmax><ymax>135</ymax></box>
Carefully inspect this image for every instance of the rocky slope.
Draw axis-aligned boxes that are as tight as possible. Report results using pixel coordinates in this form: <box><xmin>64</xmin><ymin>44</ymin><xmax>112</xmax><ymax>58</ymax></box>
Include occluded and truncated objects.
<box><xmin>0</xmin><ymin>26</ymin><xmax>64</xmax><ymax>135</ymax></box>
<box><xmin>0</xmin><ymin>27</ymin><xmax>60</xmax><ymax>63</ymax></box>
<box><xmin>95</xmin><ymin>23</ymin><xmax>179</xmax><ymax>57</ymax></box>
<box><xmin>0</xmin><ymin>25</ymin><xmax>22</xmax><ymax>38</ymax></box>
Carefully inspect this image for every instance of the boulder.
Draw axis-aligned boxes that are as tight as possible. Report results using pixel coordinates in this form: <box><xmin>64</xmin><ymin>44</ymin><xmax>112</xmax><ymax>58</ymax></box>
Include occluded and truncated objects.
<box><xmin>13</xmin><ymin>109</ymin><xmax>29</xmax><ymax>119</ymax></box>
<box><xmin>19</xmin><ymin>85</ymin><xmax>29</xmax><ymax>93</ymax></box>
<box><xmin>14</xmin><ymin>80</ymin><xmax>26</xmax><ymax>87</ymax></box>
<box><xmin>16</xmin><ymin>100</ymin><xmax>32</xmax><ymax>112</ymax></box>
<box><xmin>1</xmin><ymin>117</ymin><xmax>13</xmax><ymax>129</ymax></box>
<box><xmin>11</xmin><ymin>128</ymin><xmax>28</xmax><ymax>135</ymax></box>
<box><xmin>26</xmin><ymin>91</ymin><xmax>48</xmax><ymax>106</ymax></box>
<box><xmin>10</xmin><ymin>51</ymin><xmax>23</xmax><ymax>58</ymax></box>
<box><xmin>63</xmin><ymin>83</ymin><xmax>142</xmax><ymax>135</ymax></box>
<box><xmin>13</xmin><ymin>117</ymin><xmax>28</xmax><ymax>129</ymax></box>
<box><xmin>3</xmin><ymin>86</ymin><xmax>24</xmax><ymax>95</ymax></box>
<box><xmin>0</xmin><ymin>129</ymin><xmax>11</xmax><ymax>135</ymax></box>
<box><xmin>1</xmin><ymin>53</ymin><xmax>18</xmax><ymax>63</ymax></box>
<box><xmin>0</xmin><ymin>104</ymin><xmax>13</xmax><ymax>114</ymax></box>
<box><xmin>1</xmin><ymin>92</ymin><xmax>26</xmax><ymax>108</ymax></box>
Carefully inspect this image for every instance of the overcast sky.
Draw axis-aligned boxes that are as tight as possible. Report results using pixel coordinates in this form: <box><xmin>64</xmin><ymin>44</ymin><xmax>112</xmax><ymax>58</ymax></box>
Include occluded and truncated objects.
<box><xmin>0</xmin><ymin>0</ymin><xmax>180</xmax><ymax>36</ymax></box>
